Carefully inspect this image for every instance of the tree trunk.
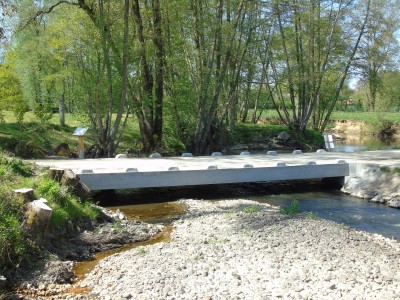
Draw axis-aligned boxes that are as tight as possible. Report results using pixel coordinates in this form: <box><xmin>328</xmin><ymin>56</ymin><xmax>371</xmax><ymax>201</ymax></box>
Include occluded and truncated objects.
<box><xmin>59</xmin><ymin>92</ymin><xmax>65</xmax><ymax>126</ymax></box>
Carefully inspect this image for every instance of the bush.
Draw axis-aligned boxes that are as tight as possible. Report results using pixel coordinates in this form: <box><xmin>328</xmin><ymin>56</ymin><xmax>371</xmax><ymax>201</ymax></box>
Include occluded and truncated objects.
<box><xmin>0</xmin><ymin>203</ymin><xmax>29</xmax><ymax>273</ymax></box>
<box><xmin>280</xmin><ymin>200</ymin><xmax>301</xmax><ymax>215</ymax></box>
<box><xmin>13</xmin><ymin>101</ymin><xmax>30</xmax><ymax>124</ymax></box>
<box><xmin>33</xmin><ymin>104</ymin><xmax>53</xmax><ymax>126</ymax></box>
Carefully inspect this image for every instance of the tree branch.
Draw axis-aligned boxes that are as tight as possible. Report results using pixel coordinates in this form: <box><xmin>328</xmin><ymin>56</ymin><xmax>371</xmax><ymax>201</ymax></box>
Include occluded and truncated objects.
<box><xmin>18</xmin><ymin>0</ymin><xmax>80</xmax><ymax>32</ymax></box>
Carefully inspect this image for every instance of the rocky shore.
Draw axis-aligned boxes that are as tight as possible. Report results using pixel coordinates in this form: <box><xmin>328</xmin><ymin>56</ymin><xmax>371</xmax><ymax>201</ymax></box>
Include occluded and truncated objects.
<box><xmin>342</xmin><ymin>164</ymin><xmax>400</xmax><ymax>208</ymax></box>
<box><xmin>40</xmin><ymin>198</ymin><xmax>400</xmax><ymax>300</ymax></box>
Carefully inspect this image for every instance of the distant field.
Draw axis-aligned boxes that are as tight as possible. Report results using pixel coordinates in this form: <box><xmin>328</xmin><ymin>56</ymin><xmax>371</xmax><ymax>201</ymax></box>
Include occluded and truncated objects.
<box><xmin>248</xmin><ymin>109</ymin><xmax>400</xmax><ymax>124</ymax></box>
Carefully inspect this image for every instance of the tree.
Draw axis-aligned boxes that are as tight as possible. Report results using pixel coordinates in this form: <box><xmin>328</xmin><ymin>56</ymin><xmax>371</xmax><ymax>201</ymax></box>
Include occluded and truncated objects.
<box><xmin>0</xmin><ymin>51</ymin><xmax>26</xmax><ymax>122</ymax></box>
<box><xmin>265</xmin><ymin>0</ymin><xmax>370</xmax><ymax>133</ymax></box>
<box><xmin>353</xmin><ymin>0</ymin><xmax>400</xmax><ymax>111</ymax></box>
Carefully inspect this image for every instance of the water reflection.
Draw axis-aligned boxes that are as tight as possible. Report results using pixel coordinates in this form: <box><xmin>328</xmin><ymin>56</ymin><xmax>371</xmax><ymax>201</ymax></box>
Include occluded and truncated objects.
<box><xmin>333</xmin><ymin>133</ymin><xmax>400</xmax><ymax>152</ymax></box>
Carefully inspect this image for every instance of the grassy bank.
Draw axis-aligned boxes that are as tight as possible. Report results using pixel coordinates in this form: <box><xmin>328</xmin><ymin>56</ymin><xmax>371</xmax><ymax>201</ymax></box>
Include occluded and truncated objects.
<box><xmin>231</xmin><ymin>123</ymin><xmax>324</xmax><ymax>148</ymax></box>
<box><xmin>0</xmin><ymin>111</ymin><xmax>140</xmax><ymax>158</ymax></box>
<box><xmin>250</xmin><ymin>109</ymin><xmax>400</xmax><ymax>125</ymax></box>
<box><xmin>0</xmin><ymin>110</ymin><xmax>323</xmax><ymax>158</ymax></box>
<box><xmin>0</xmin><ymin>153</ymin><xmax>99</xmax><ymax>286</ymax></box>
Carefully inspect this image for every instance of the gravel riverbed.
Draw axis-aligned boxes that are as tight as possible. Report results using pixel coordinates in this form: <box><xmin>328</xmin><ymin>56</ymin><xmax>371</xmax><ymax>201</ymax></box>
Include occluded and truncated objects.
<box><xmin>71</xmin><ymin>199</ymin><xmax>400</xmax><ymax>300</ymax></box>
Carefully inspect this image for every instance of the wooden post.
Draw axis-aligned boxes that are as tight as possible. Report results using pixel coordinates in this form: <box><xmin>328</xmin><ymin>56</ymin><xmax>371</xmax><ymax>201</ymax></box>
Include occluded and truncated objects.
<box><xmin>78</xmin><ymin>136</ymin><xmax>85</xmax><ymax>159</ymax></box>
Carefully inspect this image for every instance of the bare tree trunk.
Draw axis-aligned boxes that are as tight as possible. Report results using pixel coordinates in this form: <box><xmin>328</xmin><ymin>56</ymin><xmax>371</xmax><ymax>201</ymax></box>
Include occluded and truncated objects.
<box><xmin>59</xmin><ymin>92</ymin><xmax>65</xmax><ymax>126</ymax></box>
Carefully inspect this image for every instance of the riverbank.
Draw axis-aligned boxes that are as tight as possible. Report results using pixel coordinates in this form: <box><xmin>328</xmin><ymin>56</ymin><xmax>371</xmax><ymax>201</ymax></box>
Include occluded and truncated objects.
<box><xmin>342</xmin><ymin>164</ymin><xmax>400</xmax><ymax>208</ymax></box>
<box><xmin>64</xmin><ymin>199</ymin><xmax>400</xmax><ymax>300</ymax></box>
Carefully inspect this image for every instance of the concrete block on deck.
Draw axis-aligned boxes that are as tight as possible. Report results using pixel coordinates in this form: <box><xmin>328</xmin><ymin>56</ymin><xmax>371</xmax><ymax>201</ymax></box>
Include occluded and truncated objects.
<box><xmin>181</xmin><ymin>153</ymin><xmax>193</xmax><ymax>157</ymax></box>
<box><xmin>211</xmin><ymin>152</ymin><xmax>223</xmax><ymax>157</ymax></box>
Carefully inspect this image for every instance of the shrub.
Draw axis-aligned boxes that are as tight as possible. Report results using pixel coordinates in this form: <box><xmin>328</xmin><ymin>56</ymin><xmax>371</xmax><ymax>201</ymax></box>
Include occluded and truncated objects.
<box><xmin>0</xmin><ymin>208</ymin><xmax>28</xmax><ymax>272</ymax></box>
<box><xmin>33</xmin><ymin>103</ymin><xmax>53</xmax><ymax>126</ymax></box>
<box><xmin>280</xmin><ymin>200</ymin><xmax>301</xmax><ymax>215</ymax></box>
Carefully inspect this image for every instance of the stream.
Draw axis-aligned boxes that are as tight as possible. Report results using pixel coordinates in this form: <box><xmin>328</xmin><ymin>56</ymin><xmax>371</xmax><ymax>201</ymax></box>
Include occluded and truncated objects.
<box><xmin>96</xmin><ymin>182</ymin><xmax>400</xmax><ymax>241</ymax></box>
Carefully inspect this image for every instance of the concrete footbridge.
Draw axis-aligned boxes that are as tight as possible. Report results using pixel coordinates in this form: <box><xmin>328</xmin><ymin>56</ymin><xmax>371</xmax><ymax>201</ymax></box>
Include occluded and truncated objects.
<box><xmin>32</xmin><ymin>150</ymin><xmax>400</xmax><ymax>191</ymax></box>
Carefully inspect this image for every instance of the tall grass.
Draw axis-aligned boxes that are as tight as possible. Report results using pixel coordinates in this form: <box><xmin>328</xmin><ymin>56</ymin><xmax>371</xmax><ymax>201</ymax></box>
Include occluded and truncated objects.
<box><xmin>0</xmin><ymin>152</ymin><xmax>99</xmax><ymax>277</ymax></box>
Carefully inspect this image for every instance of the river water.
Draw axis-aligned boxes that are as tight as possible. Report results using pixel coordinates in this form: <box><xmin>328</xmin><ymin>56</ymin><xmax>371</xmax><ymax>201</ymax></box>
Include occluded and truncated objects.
<box><xmin>332</xmin><ymin>133</ymin><xmax>400</xmax><ymax>152</ymax></box>
<box><xmin>97</xmin><ymin>182</ymin><xmax>400</xmax><ymax>241</ymax></box>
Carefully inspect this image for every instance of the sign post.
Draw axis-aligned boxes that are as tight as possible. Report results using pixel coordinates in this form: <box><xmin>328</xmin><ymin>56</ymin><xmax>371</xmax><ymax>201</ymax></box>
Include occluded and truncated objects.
<box><xmin>73</xmin><ymin>127</ymin><xmax>89</xmax><ymax>159</ymax></box>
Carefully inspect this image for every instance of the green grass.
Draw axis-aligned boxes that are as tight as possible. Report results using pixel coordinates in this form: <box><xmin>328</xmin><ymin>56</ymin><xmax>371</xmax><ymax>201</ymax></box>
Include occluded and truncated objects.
<box><xmin>243</xmin><ymin>205</ymin><xmax>260</xmax><ymax>213</ymax></box>
<box><xmin>0</xmin><ymin>111</ymin><xmax>141</xmax><ymax>157</ymax></box>
<box><xmin>330</xmin><ymin>111</ymin><xmax>400</xmax><ymax>123</ymax></box>
<box><xmin>249</xmin><ymin>109</ymin><xmax>400</xmax><ymax>124</ymax></box>
<box><xmin>0</xmin><ymin>152</ymin><xmax>99</xmax><ymax>276</ymax></box>
<box><xmin>232</xmin><ymin>123</ymin><xmax>324</xmax><ymax>147</ymax></box>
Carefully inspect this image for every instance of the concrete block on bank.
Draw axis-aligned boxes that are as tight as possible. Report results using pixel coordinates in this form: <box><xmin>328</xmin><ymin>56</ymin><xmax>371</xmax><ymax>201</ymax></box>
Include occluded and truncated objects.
<box><xmin>207</xmin><ymin>165</ymin><xmax>218</xmax><ymax>169</ymax></box>
<box><xmin>292</xmin><ymin>150</ymin><xmax>303</xmax><ymax>154</ymax></box>
<box><xmin>181</xmin><ymin>153</ymin><xmax>193</xmax><ymax>157</ymax></box>
<box><xmin>277</xmin><ymin>162</ymin><xmax>286</xmax><ymax>167</ymax></box>
<box><xmin>316</xmin><ymin>149</ymin><xmax>326</xmax><ymax>153</ymax></box>
<box><xmin>267</xmin><ymin>151</ymin><xmax>278</xmax><ymax>156</ymax></box>
<box><xmin>240</xmin><ymin>151</ymin><xmax>251</xmax><ymax>156</ymax></box>
<box><xmin>149</xmin><ymin>153</ymin><xmax>162</xmax><ymax>158</ymax></box>
<box><xmin>308</xmin><ymin>161</ymin><xmax>317</xmax><ymax>165</ymax></box>
<box><xmin>115</xmin><ymin>154</ymin><xmax>128</xmax><ymax>159</ymax></box>
<box><xmin>125</xmin><ymin>168</ymin><xmax>138</xmax><ymax>172</ymax></box>
<box><xmin>14</xmin><ymin>188</ymin><xmax>35</xmax><ymax>204</ymax></box>
<box><xmin>48</xmin><ymin>168</ymin><xmax>65</xmax><ymax>182</ymax></box>
<box><xmin>168</xmin><ymin>167</ymin><xmax>179</xmax><ymax>171</ymax></box>
<box><xmin>243</xmin><ymin>164</ymin><xmax>253</xmax><ymax>168</ymax></box>
<box><xmin>35</xmin><ymin>197</ymin><xmax>48</xmax><ymax>204</ymax></box>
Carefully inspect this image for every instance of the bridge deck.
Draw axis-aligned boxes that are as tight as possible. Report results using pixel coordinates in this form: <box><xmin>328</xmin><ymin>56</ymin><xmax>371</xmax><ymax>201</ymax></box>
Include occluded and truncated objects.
<box><xmin>32</xmin><ymin>150</ymin><xmax>400</xmax><ymax>190</ymax></box>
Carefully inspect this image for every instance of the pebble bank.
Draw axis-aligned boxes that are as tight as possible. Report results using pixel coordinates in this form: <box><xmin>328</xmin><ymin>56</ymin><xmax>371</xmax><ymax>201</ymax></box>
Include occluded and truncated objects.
<box><xmin>74</xmin><ymin>199</ymin><xmax>400</xmax><ymax>300</ymax></box>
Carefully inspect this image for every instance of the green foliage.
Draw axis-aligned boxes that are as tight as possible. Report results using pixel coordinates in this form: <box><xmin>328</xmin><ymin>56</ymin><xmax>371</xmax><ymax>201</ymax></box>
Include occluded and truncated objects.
<box><xmin>35</xmin><ymin>177</ymin><xmax>99</xmax><ymax>228</ymax></box>
<box><xmin>280</xmin><ymin>200</ymin><xmax>301</xmax><ymax>215</ymax></box>
<box><xmin>243</xmin><ymin>205</ymin><xmax>260</xmax><ymax>213</ymax></box>
<box><xmin>380</xmin><ymin>166</ymin><xmax>391</xmax><ymax>173</ymax></box>
<box><xmin>136</xmin><ymin>248</ymin><xmax>147</xmax><ymax>256</ymax></box>
<box><xmin>33</xmin><ymin>104</ymin><xmax>54</xmax><ymax>126</ymax></box>
<box><xmin>0</xmin><ymin>155</ymin><xmax>33</xmax><ymax>177</ymax></box>
<box><xmin>0</xmin><ymin>153</ymin><xmax>99</xmax><ymax>276</ymax></box>
<box><xmin>13</xmin><ymin>101</ymin><xmax>30</xmax><ymax>124</ymax></box>
<box><xmin>392</xmin><ymin>167</ymin><xmax>400</xmax><ymax>174</ymax></box>
<box><xmin>231</xmin><ymin>123</ymin><xmax>323</xmax><ymax>148</ymax></box>
<box><xmin>0</xmin><ymin>208</ymin><xmax>28</xmax><ymax>270</ymax></box>
<box><xmin>305</xmin><ymin>212</ymin><xmax>319</xmax><ymax>220</ymax></box>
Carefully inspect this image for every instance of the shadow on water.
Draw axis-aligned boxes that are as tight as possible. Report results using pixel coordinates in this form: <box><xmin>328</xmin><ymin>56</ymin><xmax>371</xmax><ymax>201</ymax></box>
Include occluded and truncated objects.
<box><xmin>94</xmin><ymin>179</ymin><xmax>336</xmax><ymax>207</ymax></box>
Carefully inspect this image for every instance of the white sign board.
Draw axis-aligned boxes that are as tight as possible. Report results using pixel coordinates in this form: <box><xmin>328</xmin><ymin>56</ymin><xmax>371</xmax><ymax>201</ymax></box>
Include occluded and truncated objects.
<box><xmin>73</xmin><ymin>127</ymin><xmax>89</xmax><ymax>136</ymax></box>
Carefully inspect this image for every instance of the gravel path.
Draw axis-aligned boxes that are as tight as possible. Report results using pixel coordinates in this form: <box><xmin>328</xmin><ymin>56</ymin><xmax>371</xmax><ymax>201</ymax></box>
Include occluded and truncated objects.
<box><xmin>74</xmin><ymin>199</ymin><xmax>400</xmax><ymax>300</ymax></box>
